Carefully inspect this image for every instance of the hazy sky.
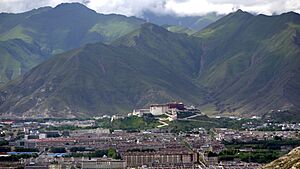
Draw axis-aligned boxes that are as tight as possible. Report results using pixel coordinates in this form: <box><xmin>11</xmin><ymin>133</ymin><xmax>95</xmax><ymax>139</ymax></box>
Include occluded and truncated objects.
<box><xmin>0</xmin><ymin>0</ymin><xmax>299</xmax><ymax>16</ymax></box>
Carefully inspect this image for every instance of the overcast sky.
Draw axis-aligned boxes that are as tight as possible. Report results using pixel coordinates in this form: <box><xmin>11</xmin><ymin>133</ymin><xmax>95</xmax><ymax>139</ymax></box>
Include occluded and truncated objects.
<box><xmin>0</xmin><ymin>0</ymin><xmax>299</xmax><ymax>16</ymax></box>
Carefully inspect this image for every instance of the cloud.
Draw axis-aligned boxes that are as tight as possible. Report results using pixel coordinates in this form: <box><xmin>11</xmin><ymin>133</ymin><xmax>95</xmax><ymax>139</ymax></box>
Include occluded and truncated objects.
<box><xmin>85</xmin><ymin>0</ymin><xmax>168</xmax><ymax>16</ymax></box>
<box><xmin>0</xmin><ymin>0</ymin><xmax>80</xmax><ymax>13</ymax></box>
<box><xmin>0</xmin><ymin>0</ymin><xmax>299</xmax><ymax>16</ymax></box>
<box><xmin>163</xmin><ymin>0</ymin><xmax>300</xmax><ymax>15</ymax></box>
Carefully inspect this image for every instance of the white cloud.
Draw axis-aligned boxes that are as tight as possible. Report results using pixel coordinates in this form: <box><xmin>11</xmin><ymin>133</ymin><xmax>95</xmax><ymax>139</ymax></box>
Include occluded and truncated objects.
<box><xmin>0</xmin><ymin>0</ymin><xmax>299</xmax><ymax>16</ymax></box>
<box><xmin>0</xmin><ymin>0</ymin><xmax>80</xmax><ymax>13</ymax></box>
<box><xmin>163</xmin><ymin>0</ymin><xmax>300</xmax><ymax>15</ymax></box>
<box><xmin>164</xmin><ymin>0</ymin><xmax>234</xmax><ymax>15</ymax></box>
<box><xmin>85</xmin><ymin>0</ymin><xmax>168</xmax><ymax>16</ymax></box>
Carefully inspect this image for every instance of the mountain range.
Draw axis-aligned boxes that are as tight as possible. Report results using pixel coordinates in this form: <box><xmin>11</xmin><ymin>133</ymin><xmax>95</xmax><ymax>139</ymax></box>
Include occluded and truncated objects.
<box><xmin>0</xmin><ymin>3</ymin><xmax>222</xmax><ymax>85</ymax></box>
<box><xmin>0</xmin><ymin>3</ymin><xmax>145</xmax><ymax>85</ymax></box>
<box><xmin>0</xmin><ymin>3</ymin><xmax>299</xmax><ymax>118</ymax></box>
<box><xmin>195</xmin><ymin>10</ymin><xmax>300</xmax><ymax>116</ymax></box>
<box><xmin>0</xmin><ymin>23</ymin><xmax>206</xmax><ymax>118</ymax></box>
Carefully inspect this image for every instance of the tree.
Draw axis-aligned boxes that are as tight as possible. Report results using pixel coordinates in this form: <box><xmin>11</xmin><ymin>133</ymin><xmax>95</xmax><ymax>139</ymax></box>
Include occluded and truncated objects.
<box><xmin>50</xmin><ymin>147</ymin><xmax>66</xmax><ymax>153</ymax></box>
<box><xmin>95</xmin><ymin>150</ymin><xmax>107</xmax><ymax>157</ymax></box>
<box><xmin>0</xmin><ymin>140</ymin><xmax>8</xmax><ymax>146</ymax></box>
<box><xmin>107</xmin><ymin>148</ymin><xmax>120</xmax><ymax>159</ymax></box>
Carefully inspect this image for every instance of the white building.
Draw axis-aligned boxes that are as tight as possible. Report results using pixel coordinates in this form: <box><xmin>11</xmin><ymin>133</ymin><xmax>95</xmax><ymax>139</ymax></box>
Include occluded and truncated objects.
<box><xmin>132</xmin><ymin>109</ymin><xmax>150</xmax><ymax>117</ymax></box>
<box><xmin>39</xmin><ymin>133</ymin><xmax>47</xmax><ymax>139</ymax></box>
<box><xmin>149</xmin><ymin>104</ymin><xmax>169</xmax><ymax>116</ymax></box>
<box><xmin>148</xmin><ymin>102</ymin><xmax>186</xmax><ymax>116</ymax></box>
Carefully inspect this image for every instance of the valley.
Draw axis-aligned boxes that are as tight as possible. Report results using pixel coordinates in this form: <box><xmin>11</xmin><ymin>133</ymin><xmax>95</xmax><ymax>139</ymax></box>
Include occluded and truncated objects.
<box><xmin>0</xmin><ymin>1</ymin><xmax>300</xmax><ymax>169</ymax></box>
<box><xmin>0</xmin><ymin>6</ymin><xmax>299</xmax><ymax>118</ymax></box>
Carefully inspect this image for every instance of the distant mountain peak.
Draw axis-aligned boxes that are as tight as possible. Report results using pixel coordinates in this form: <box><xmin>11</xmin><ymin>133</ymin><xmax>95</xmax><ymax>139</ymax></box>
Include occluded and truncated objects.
<box><xmin>280</xmin><ymin>11</ymin><xmax>300</xmax><ymax>19</ymax></box>
<box><xmin>54</xmin><ymin>2</ymin><xmax>92</xmax><ymax>12</ymax></box>
<box><xmin>236</xmin><ymin>9</ymin><xmax>244</xmax><ymax>13</ymax></box>
<box><xmin>282</xmin><ymin>11</ymin><xmax>300</xmax><ymax>16</ymax></box>
<box><xmin>55</xmin><ymin>2</ymin><xmax>86</xmax><ymax>8</ymax></box>
<box><xmin>232</xmin><ymin>9</ymin><xmax>253</xmax><ymax>16</ymax></box>
<box><xmin>112</xmin><ymin>22</ymin><xmax>171</xmax><ymax>47</ymax></box>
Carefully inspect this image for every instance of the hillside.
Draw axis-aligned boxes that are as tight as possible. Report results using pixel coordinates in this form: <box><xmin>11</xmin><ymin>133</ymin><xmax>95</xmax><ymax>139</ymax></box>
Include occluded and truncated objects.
<box><xmin>0</xmin><ymin>23</ymin><xmax>206</xmax><ymax>118</ymax></box>
<box><xmin>0</xmin><ymin>3</ymin><xmax>223</xmax><ymax>85</ymax></box>
<box><xmin>163</xmin><ymin>25</ymin><xmax>196</xmax><ymax>35</ymax></box>
<box><xmin>0</xmin><ymin>39</ymin><xmax>49</xmax><ymax>85</ymax></box>
<box><xmin>0</xmin><ymin>3</ymin><xmax>145</xmax><ymax>84</ymax></box>
<box><xmin>194</xmin><ymin>10</ymin><xmax>300</xmax><ymax>116</ymax></box>
<box><xmin>0</xmin><ymin>10</ymin><xmax>300</xmax><ymax>118</ymax></box>
<box><xmin>260</xmin><ymin>147</ymin><xmax>300</xmax><ymax>169</ymax></box>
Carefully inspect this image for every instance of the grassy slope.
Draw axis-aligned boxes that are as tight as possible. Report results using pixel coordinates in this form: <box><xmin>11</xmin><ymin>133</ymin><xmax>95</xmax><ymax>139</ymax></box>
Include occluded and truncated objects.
<box><xmin>194</xmin><ymin>11</ymin><xmax>300</xmax><ymax>116</ymax></box>
<box><xmin>163</xmin><ymin>25</ymin><xmax>196</xmax><ymax>35</ymax></box>
<box><xmin>97</xmin><ymin>116</ymin><xmax>160</xmax><ymax>131</ymax></box>
<box><xmin>0</xmin><ymin>39</ymin><xmax>48</xmax><ymax>85</ymax></box>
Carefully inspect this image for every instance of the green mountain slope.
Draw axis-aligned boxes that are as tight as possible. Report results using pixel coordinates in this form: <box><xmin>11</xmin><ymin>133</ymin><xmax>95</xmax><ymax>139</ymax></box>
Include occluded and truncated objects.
<box><xmin>0</xmin><ymin>23</ymin><xmax>206</xmax><ymax>118</ymax></box>
<box><xmin>0</xmin><ymin>3</ymin><xmax>145</xmax><ymax>84</ymax></box>
<box><xmin>163</xmin><ymin>25</ymin><xmax>196</xmax><ymax>35</ymax></box>
<box><xmin>194</xmin><ymin>10</ymin><xmax>300</xmax><ymax>116</ymax></box>
<box><xmin>0</xmin><ymin>10</ymin><xmax>300</xmax><ymax>118</ymax></box>
<box><xmin>0</xmin><ymin>39</ymin><xmax>49</xmax><ymax>85</ymax></box>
